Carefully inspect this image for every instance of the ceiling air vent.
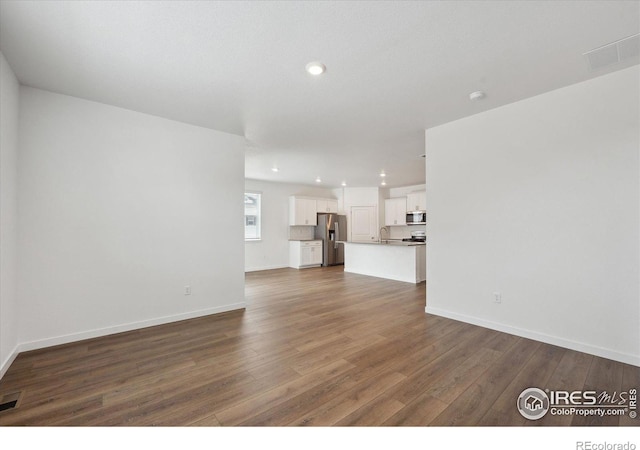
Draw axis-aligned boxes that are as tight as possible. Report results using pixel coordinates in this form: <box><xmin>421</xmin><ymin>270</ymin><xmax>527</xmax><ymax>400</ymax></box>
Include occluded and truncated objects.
<box><xmin>584</xmin><ymin>33</ymin><xmax>640</xmax><ymax>71</ymax></box>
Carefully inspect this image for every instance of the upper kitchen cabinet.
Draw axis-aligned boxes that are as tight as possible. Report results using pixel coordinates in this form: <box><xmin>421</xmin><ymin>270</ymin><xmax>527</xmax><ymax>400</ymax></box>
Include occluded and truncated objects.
<box><xmin>289</xmin><ymin>196</ymin><xmax>318</xmax><ymax>226</ymax></box>
<box><xmin>316</xmin><ymin>199</ymin><xmax>338</xmax><ymax>213</ymax></box>
<box><xmin>406</xmin><ymin>191</ymin><xmax>426</xmax><ymax>212</ymax></box>
<box><xmin>384</xmin><ymin>198</ymin><xmax>407</xmax><ymax>226</ymax></box>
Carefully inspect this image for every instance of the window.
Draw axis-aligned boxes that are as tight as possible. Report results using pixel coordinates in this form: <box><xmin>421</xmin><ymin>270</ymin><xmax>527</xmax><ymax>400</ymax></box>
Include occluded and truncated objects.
<box><xmin>244</xmin><ymin>192</ymin><xmax>261</xmax><ymax>240</ymax></box>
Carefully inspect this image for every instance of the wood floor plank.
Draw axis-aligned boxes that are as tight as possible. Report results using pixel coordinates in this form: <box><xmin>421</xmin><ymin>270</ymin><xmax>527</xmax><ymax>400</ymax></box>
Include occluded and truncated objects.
<box><xmin>188</xmin><ymin>414</ymin><xmax>221</xmax><ymax>426</ymax></box>
<box><xmin>288</xmin><ymin>371</ymin><xmax>407</xmax><ymax>426</ymax></box>
<box><xmin>235</xmin><ymin>364</ymin><xmax>378</xmax><ymax>426</ymax></box>
<box><xmin>338</xmin><ymin>397</ymin><xmax>407</xmax><ymax>426</ymax></box>
<box><xmin>291</xmin><ymin>334</ymin><xmax>388</xmax><ymax>376</ymax></box>
<box><xmin>571</xmin><ymin>356</ymin><xmax>624</xmax><ymax>426</ymax></box>
<box><xmin>0</xmin><ymin>266</ymin><xmax>634</xmax><ymax>427</ymax></box>
<box><xmin>348</xmin><ymin>331</ymin><xmax>506</xmax><ymax>427</ymax></box>
<box><xmin>526</xmin><ymin>349</ymin><xmax>593</xmax><ymax>426</ymax></box>
<box><xmin>476</xmin><ymin>342</ymin><xmax>565</xmax><ymax>426</ymax></box>
<box><xmin>427</xmin><ymin>347</ymin><xmax>504</xmax><ymax>405</ymax></box>
<box><xmin>131</xmin><ymin>372</ymin><xmax>261</xmax><ymax>426</ymax></box>
<box><xmin>1</xmin><ymin>395</ymin><xmax>104</xmax><ymax>426</ymax></box>
<box><xmin>53</xmin><ymin>389</ymin><xmax>165</xmax><ymax>426</ymax></box>
<box><xmin>214</xmin><ymin>358</ymin><xmax>355</xmax><ymax>426</ymax></box>
<box><xmin>382</xmin><ymin>393</ymin><xmax>449</xmax><ymax>426</ymax></box>
<box><xmin>429</xmin><ymin>337</ymin><xmax>541</xmax><ymax>426</ymax></box>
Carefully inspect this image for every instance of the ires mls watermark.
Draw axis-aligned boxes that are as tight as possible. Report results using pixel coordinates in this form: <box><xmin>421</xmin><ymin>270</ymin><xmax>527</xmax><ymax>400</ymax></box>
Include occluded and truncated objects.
<box><xmin>517</xmin><ymin>387</ymin><xmax>638</xmax><ymax>420</ymax></box>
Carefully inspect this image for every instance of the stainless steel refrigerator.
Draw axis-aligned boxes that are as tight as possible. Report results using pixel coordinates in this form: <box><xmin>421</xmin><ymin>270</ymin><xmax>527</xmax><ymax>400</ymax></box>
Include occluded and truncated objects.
<box><xmin>315</xmin><ymin>213</ymin><xmax>347</xmax><ymax>266</ymax></box>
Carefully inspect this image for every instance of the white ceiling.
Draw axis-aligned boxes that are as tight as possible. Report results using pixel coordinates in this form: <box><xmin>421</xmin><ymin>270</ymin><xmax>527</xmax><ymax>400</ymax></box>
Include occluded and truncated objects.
<box><xmin>1</xmin><ymin>1</ymin><xmax>638</xmax><ymax>188</ymax></box>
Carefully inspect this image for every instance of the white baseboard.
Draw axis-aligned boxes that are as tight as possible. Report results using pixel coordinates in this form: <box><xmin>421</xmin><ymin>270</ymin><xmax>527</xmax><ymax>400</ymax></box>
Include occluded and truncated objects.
<box><xmin>425</xmin><ymin>305</ymin><xmax>640</xmax><ymax>367</ymax></box>
<box><xmin>245</xmin><ymin>265</ymin><xmax>288</xmax><ymax>272</ymax></box>
<box><xmin>13</xmin><ymin>302</ymin><xmax>246</xmax><ymax>356</ymax></box>
<box><xmin>0</xmin><ymin>344</ymin><xmax>19</xmax><ymax>380</ymax></box>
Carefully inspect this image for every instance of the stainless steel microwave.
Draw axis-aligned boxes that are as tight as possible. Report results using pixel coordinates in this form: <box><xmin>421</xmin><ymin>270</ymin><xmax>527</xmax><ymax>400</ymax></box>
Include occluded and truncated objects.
<box><xmin>406</xmin><ymin>211</ymin><xmax>426</xmax><ymax>225</ymax></box>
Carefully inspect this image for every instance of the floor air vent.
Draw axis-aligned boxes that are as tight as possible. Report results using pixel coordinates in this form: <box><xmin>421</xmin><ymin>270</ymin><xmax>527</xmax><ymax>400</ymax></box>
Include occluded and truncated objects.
<box><xmin>0</xmin><ymin>391</ymin><xmax>23</xmax><ymax>412</ymax></box>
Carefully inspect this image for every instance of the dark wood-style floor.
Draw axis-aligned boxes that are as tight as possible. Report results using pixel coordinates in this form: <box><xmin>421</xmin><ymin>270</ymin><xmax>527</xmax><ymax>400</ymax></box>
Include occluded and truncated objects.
<box><xmin>0</xmin><ymin>266</ymin><xmax>638</xmax><ymax>426</ymax></box>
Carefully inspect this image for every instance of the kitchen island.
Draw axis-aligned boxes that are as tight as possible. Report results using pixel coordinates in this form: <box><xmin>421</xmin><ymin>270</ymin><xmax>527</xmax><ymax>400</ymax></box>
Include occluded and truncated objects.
<box><xmin>343</xmin><ymin>241</ymin><xmax>426</xmax><ymax>284</ymax></box>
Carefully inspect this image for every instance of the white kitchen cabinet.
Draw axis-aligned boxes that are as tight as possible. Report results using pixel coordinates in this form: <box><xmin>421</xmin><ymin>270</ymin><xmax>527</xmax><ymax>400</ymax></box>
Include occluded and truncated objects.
<box><xmin>289</xmin><ymin>196</ymin><xmax>317</xmax><ymax>226</ymax></box>
<box><xmin>406</xmin><ymin>191</ymin><xmax>426</xmax><ymax>212</ymax></box>
<box><xmin>316</xmin><ymin>199</ymin><xmax>338</xmax><ymax>213</ymax></box>
<box><xmin>289</xmin><ymin>240</ymin><xmax>323</xmax><ymax>269</ymax></box>
<box><xmin>384</xmin><ymin>198</ymin><xmax>407</xmax><ymax>226</ymax></box>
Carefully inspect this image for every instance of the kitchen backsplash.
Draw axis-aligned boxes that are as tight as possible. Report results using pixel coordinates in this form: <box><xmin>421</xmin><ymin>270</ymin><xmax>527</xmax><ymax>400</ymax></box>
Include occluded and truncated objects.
<box><xmin>288</xmin><ymin>226</ymin><xmax>315</xmax><ymax>240</ymax></box>
<box><xmin>388</xmin><ymin>224</ymin><xmax>426</xmax><ymax>240</ymax></box>
<box><xmin>288</xmin><ymin>224</ymin><xmax>424</xmax><ymax>241</ymax></box>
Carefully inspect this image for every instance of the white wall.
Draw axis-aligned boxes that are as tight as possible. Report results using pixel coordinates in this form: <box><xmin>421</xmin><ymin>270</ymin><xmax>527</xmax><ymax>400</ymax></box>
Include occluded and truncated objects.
<box><xmin>0</xmin><ymin>53</ymin><xmax>20</xmax><ymax>377</ymax></box>
<box><xmin>333</xmin><ymin>187</ymin><xmax>381</xmax><ymax>241</ymax></box>
<box><xmin>244</xmin><ymin>179</ymin><xmax>334</xmax><ymax>272</ymax></box>
<box><xmin>389</xmin><ymin>184</ymin><xmax>425</xmax><ymax>198</ymax></box>
<box><xmin>425</xmin><ymin>65</ymin><xmax>639</xmax><ymax>366</ymax></box>
<box><xmin>17</xmin><ymin>87</ymin><xmax>246</xmax><ymax>350</ymax></box>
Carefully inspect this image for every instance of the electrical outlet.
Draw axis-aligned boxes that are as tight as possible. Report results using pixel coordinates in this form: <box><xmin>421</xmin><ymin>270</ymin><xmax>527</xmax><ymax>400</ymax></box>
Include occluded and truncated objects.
<box><xmin>184</xmin><ymin>285</ymin><xmax>191</xmax><ymax>295</ymax></box>
<box><xmin>493</xmin><ymin>292</ymin><xmax>501</xmax><ymax>303</ymax></box>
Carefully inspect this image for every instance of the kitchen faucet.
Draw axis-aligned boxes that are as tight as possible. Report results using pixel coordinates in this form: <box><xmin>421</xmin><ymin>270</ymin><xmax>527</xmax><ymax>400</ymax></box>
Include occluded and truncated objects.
<box><xmin>379</xmin><ymin>226</ymin><xmax>389</xmax><ymax>243</ymax></box>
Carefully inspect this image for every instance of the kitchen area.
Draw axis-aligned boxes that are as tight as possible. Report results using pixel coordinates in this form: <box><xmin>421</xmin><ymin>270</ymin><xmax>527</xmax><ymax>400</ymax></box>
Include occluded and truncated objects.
<box><xmin>287</xmin><ymin>187</ymin><xmax>426</xmax><ymax>284</ymax></box>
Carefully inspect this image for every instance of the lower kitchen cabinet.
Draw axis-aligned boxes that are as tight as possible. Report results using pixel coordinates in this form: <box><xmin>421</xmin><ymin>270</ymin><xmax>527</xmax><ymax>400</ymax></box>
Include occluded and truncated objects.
<box><xmin>289</xmin><ymin>240</ymin><xmax>323</xmax><ymax>269</ymax></box>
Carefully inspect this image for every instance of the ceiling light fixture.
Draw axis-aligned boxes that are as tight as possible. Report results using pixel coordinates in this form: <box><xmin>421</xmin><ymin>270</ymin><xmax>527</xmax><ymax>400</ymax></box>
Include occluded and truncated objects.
<box><xmin>315</xmin><ymin>176</ymin><xmax>322</xmax><ymax>183</ymax></box>
<box><xmin>469</xmin><ymin>90</ymin><xmax>486</xmax><ymax>101</ymax></box>
<box><xmin>381</xmin><ymin>180</ymin><xmax>387</xmax><ymax>186</ymax></box>
<box><xmin>341</xmin><ymin>181</ymin><xmax>347</xmax><ymax>187</ymax></box>
<box><xmin>305</xmin><ymin>62</ymin><xmax>326</xmax><ymax>75</ymax></box>
<box><xmin>380</xmin><ymin>172</ymin><xmax>386</xmax><ymax>177</ymax></box>
<box><xmin>271</xmin><ymin>167</ymin><xmax>279</xmax><ymax>172</ymax></box>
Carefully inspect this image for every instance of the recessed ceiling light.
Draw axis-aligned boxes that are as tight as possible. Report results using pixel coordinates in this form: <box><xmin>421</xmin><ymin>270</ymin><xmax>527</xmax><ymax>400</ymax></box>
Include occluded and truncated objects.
<box><xmin>469</xmin><ymin>91</ymin><xmax>486</xmax><ymax>101</ymax></box>
<box><xmin>315</xmin><ymin>176</ymin><xmax>322</xmax><ymax>183</ymax></box>
<box><xmin>341</xmin><ymin>181</ymin><xmax>347</xmax><ymax>187</ymax></box>
<box><xmin>380</xmin><ymin>172</ymin><xmax>386</xmax><ymax>177</ymax></box>
<box><xmin>271</xmin><ymin>167</ymin><xmax>279</xmax><ymax>172</ymax></box>
<box><xmin>306</xmin><ymin>62</ymin><xmax>326</xmax><ymax>75</ymax></box>
<box><xmin>381</xmin><ymin>180</ymin><xmax>387</xmax><ymax>186</ymax></box>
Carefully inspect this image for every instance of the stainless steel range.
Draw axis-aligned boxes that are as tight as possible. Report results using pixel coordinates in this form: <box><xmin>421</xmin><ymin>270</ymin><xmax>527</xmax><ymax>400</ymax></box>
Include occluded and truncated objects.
<box><xmin>402</xmin><ymin>230</ymin><xmax>425</xmax><ymax>243</ymax></box>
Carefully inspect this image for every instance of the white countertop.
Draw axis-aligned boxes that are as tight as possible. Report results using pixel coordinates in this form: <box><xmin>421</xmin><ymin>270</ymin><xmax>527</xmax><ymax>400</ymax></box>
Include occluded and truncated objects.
<box><xmin>342</xmin><ymin>240</ymin><xmax>425</xmax><ymax>247</ymax></box>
